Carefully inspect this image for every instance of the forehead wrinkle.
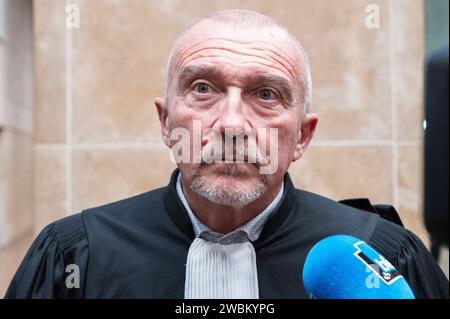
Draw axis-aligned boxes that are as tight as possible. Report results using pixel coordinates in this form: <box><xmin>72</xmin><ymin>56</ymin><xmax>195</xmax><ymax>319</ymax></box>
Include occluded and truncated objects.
<box><xmin>177</xmin><ymin>46</ymin><xmax>297</xmax><ymax>86</ymax></box>
<box><xmin>175</xmin><ymin>36</ymin><xmax>299</xmax><ymax>70</ymax></box>
<box><xmin>238</xmin><ymin>60</ymin><xmax>296</xmax><ymax>87</ymax></box>
<box><xmin>173</xmin><ymin>36</ymin><xmax>301</xmax><ymax>78</ymax></box>
<box><xmin>173</xmin><ymin>37</ymin><xmax>244</xmax><ymax>71</ymax></box>
<box><xmin>240</xmin><ymin>46</ymin><xmax>299</xmax><ymax>85</ymax></box>
<box><xmin>249</xmin><ymin>45</ymin><xmax>301</xmax><ymax>80</ymax></box>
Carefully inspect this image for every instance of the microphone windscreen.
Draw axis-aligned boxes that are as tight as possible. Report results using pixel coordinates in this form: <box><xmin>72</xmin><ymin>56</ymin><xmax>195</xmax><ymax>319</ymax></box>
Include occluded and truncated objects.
<box><xmin>302</xmin><ymin>234</ymin><xmax>415</xmax><ymax>299</ymax></box>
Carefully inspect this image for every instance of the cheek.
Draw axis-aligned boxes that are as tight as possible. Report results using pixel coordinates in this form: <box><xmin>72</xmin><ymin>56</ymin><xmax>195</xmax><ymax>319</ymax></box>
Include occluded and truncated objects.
<box><xmin>250</xmin><ymin>123</ymin><xmax>298</xmax><ymax>175</ymax></box>
<box><xmin>271</xmin><ymin>123</ymin><xmax>300</xmax><ymax>162</ymax></box>
<box><xmin>277</xmin><ymin>132</ymin><xmax>297</xmax><ymax>159</ymax></box>
<box><xmin>169</xmin><ymin>100</ymin><xmax>198</xmax><ymax>129</ymax></box>
<box><xmin>261</xmin><ymin>116</ymin><xmax>298</xmax><ymax>144</ymax></box>
<box><xmin>170</xmin><ymin>98</ymin><xmax>221</xmax><ymax>129</ymax></box>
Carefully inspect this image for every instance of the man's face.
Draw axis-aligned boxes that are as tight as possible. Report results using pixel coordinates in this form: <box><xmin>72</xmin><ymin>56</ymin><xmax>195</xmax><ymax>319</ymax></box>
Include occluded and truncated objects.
<box><xmin>156</xmin><ymin>20</ymin><xmax>317</xmax><ymax>207</ymax></box>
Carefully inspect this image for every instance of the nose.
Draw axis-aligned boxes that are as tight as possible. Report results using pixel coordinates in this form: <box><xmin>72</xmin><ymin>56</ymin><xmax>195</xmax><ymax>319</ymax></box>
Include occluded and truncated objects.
<box><xmin>213</xmin><ymin>87</ymin><xmax>250</xmax><ymax>134</ymax></box>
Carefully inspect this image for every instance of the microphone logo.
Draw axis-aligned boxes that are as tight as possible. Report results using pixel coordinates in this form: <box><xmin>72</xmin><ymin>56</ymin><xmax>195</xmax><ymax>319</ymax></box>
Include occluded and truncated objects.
<box><xmin>353</xmin><ymin>241</ymin><xmax>402</xmax><ymax>285</ymax></box>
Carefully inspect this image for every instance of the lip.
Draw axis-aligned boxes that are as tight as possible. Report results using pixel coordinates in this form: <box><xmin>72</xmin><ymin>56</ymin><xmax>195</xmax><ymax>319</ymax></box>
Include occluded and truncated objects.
<box><xmin>202</xmin><ymin>162</ymin><xmax>259</xmax><ymax>170</ymax></box>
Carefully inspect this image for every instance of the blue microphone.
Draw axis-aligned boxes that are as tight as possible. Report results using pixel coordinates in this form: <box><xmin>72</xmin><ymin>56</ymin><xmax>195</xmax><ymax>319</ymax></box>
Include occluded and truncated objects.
<box><xmin>302</xmin><ymin>234</ymin><xmax>415</xmax><ymax>299</ymax></box>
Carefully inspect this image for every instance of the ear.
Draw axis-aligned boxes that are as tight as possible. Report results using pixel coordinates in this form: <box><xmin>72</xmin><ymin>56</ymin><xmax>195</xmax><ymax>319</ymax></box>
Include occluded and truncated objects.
<box><xmin>292</xmin><ymin>113</ymin><xmax>318</xmax><ymax>162</ymax></box>
<box><xmin>155</xmin><ymin>97</ymin><xmax>171</xmax><ymax>148</ymax></box>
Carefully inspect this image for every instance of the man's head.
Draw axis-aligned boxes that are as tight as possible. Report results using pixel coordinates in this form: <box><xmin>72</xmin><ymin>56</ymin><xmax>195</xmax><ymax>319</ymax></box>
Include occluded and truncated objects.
<box><xmin>155</xmin><ymin>9</ymin><xmax>318</xmax><ymax>208</ymax></box>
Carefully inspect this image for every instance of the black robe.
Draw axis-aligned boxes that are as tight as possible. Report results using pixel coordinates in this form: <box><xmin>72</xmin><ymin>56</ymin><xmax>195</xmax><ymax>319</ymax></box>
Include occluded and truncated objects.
<box><xmin>4</xmin><ymin>169</ymin><xmax>449</xmax><ymax>299</ymax></box>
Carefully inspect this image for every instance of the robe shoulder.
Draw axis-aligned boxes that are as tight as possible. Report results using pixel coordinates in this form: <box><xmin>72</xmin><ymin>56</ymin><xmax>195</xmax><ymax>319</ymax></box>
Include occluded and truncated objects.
<box><xmin>4</xmin><ymin>212</ymin><xmax>88</xmax><ymax>298</ymax></box>
<box><xmin>369</xmin><ymin>217</ymin><xmax>449</xmax><ymax>299</ymax></box>
<box><xmin>4</xmin><ymin>186</ymin><xmax>182</xmax><ymax>299</ymax></box>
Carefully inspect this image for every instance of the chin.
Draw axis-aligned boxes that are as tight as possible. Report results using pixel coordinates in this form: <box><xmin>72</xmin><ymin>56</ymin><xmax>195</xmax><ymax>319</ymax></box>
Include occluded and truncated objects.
<box><xmin>191</xmin><ymin>164</ymin><xmax>268</xmax><ymax>208</ymax></box>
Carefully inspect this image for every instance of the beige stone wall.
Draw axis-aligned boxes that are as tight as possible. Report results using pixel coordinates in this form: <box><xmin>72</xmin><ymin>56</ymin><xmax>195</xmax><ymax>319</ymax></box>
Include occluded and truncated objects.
<box><xmin>0</xmin><ymin>0</ymin><xmax>34</xmax><ymax>245</ymax></box>
<box><xmin>1</xmin><ymin>0</ymin><xmax>431</xmax><ymax>296</ymax></box>
<box><xmin>0</xmin><ymin>0</ymin><xmax>34</xmax><ymax>296</ymax></box>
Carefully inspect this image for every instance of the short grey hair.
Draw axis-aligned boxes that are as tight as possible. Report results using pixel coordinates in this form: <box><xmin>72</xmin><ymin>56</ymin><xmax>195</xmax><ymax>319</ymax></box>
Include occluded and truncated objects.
<box><xmin>163</xmin><ymin>9</ymin><xmax>313</xmax><ymax>113</ymax></box>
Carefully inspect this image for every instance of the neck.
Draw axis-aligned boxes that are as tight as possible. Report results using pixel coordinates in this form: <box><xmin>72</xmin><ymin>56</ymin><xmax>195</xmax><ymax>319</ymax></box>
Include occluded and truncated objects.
<box><xmin>181</xmin><ymin>176</ymin><xmax>283</xmax><ymax>234</ymax></box>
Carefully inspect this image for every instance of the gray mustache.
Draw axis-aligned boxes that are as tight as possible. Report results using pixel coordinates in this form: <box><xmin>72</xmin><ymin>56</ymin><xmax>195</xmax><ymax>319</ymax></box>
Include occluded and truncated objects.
<box><xmin>199</xmin><ymin>137</ymin><xmax>269</xmax><ymax>165</ymax></box>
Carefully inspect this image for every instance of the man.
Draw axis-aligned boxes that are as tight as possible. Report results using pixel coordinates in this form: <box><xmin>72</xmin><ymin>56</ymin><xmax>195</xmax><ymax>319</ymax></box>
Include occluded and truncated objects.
<box><xmin>5</xmin><ymin>10</ymin><xmax>448</xmax><ymax>299</ymax></box>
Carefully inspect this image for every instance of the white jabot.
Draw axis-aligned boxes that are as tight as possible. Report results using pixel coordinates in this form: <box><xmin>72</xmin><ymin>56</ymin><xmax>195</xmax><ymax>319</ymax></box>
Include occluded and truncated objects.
<box><xmin>176</xmin><ymin>172</ymin><xmax>284</xmax><ymax>299</ymax></box>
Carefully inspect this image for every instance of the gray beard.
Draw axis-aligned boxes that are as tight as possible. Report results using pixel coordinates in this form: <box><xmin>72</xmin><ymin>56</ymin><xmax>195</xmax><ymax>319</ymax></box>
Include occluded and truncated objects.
<box><xmin>190</xmin><ymin>164</ymin><xmax>268</xmax><ymax>208</ymax></box>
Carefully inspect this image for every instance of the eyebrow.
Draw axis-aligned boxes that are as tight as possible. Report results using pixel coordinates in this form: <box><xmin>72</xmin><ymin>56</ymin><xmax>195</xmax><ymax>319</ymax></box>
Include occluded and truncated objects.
<box><xmin>177</xmin><ymin>65</ymin><xmax>222</xmax><ymax>92</ymax></box>
<box><xmin>176</xmin><ymin>65</ymin><xmax>296</xmax><ymax>105</ymax></box>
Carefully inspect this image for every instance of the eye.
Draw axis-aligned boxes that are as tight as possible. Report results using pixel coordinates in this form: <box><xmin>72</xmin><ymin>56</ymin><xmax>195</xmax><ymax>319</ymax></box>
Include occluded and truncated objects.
<box><xmin>194</xmin><ymin>82</ymin><xmax>210</xmax><ymax>94</ymax></box>
<box><xmin>258</xmin><ymin>88</ymin><xmax>277</xmax><ymax>101</ymax></box>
